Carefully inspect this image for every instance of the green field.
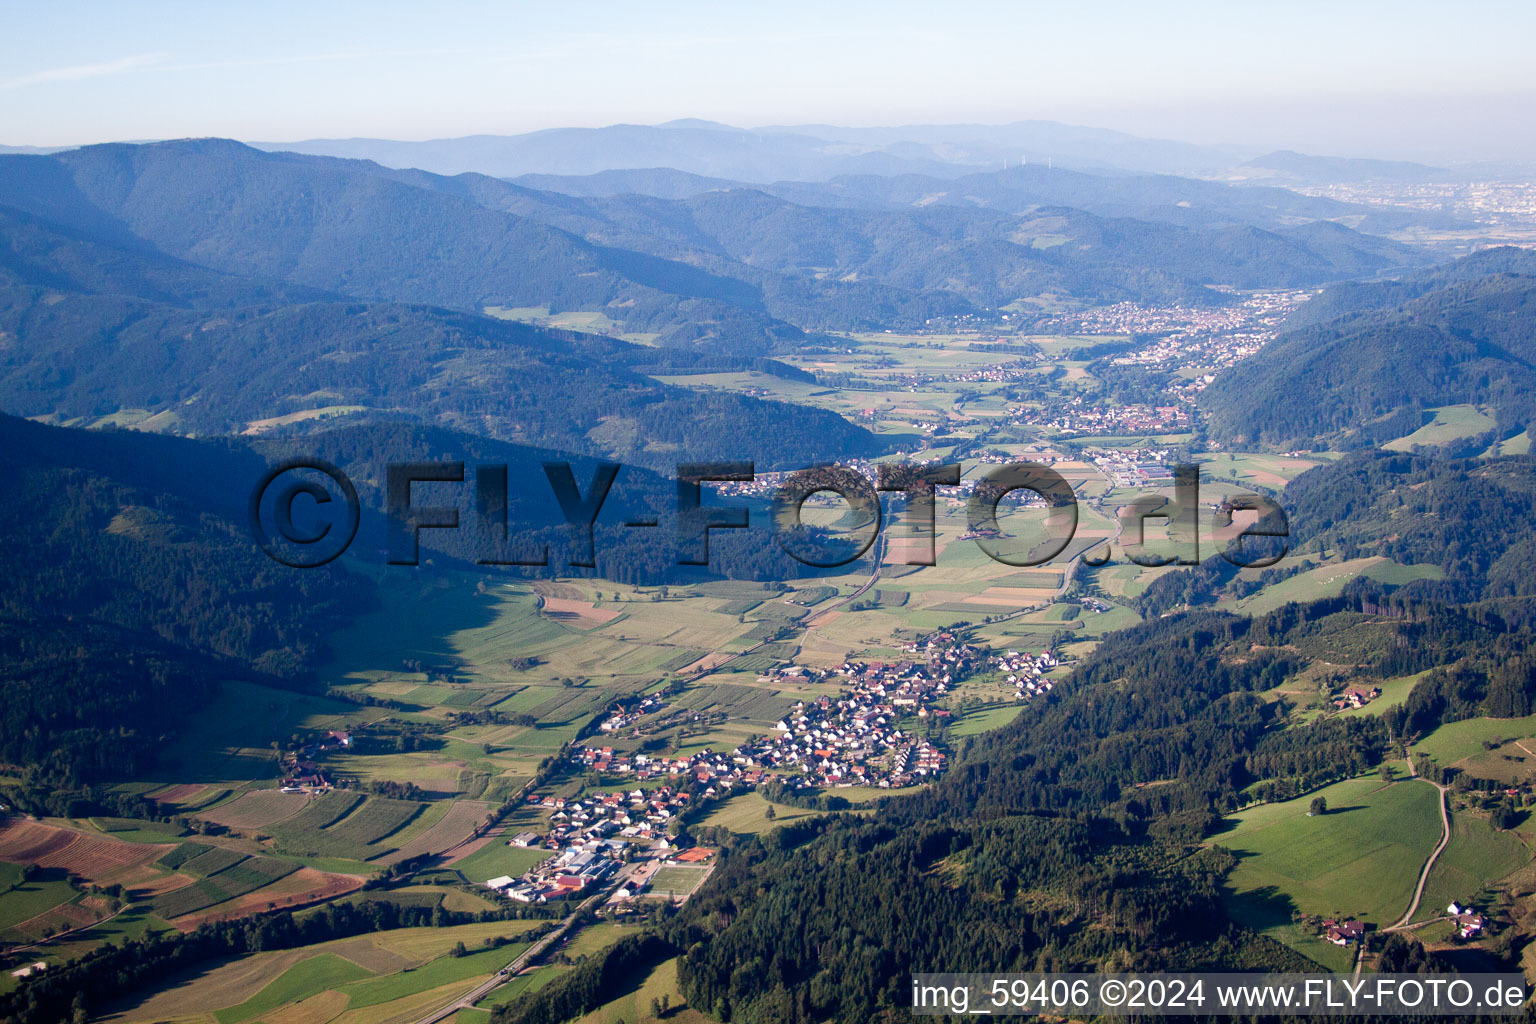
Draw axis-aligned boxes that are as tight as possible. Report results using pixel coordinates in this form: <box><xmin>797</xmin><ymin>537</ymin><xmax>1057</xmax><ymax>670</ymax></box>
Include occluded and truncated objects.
<box><xmin>568</xmin><ymin>956</ymin><xmax>711</xmax><ymax>1024</ymax></box>
<box><xmin>150</xmin><ymin>680</ymin><xmax>385</xmax><ymax>783</ymax></box>
<box><xmin>0</xmin><ymin>864</ymin><xmax>80</xmax><ymax>933</ymax></box>
<box><xmin>211</xmin><ymin>953</ymin><xmax>372</xmax><ymax>1024</ymax></box>
<box><xmin>150</xmin><ymin>855</ymin><xmax>298</xmax><ymax>919</ymax></box>
<box><xmin>451</xmin><ymin>839</ymin><xmax>553</xmax><ymax>884</ymax></box>
<box><xmin>1384</xmin><ymin>405</ymin><xmax>1498</xmax><ymax>451</ymax></box>
<box><xmin>696</xmin><ymin>792</ymin><xmax>829</xmax><ymax>834</ymax></box>
<box><xmin>1415</xmin><ymin>811</ymin><xmax>1530</xmax><ymax>922</ymax></box>
<box><xmin>1335</xmin><ymin>671</ymin><xmax>1428</xmax><ymax>718</ymax></box>
<box><xmin>1216</xmin><ymin>777</ymin><xmax>1442</xmax><ymax>964</ymax></box>
<box><xmin>1414</xmin><ymin>714</ymin><xmax>1536</xmax><ymax>766</ymax></box>
<box><xmin>340</xmin><ymin>942</ymin><xmax>526</xmax><ymax>1010</ymax></box>
<box><xmin>1235</xmin><ymin>557</ymin><xmax>1443</xmax><ymax>616</ymax></box>
<box><xmin>949</xmin><ymin>702</ymin><xmax>1024</xmax><ymax>737</ymax></box>
<box><xmin>650</xmin><ymin>865</ymin><xmax>710</xmax><ymax>899</ymax></box>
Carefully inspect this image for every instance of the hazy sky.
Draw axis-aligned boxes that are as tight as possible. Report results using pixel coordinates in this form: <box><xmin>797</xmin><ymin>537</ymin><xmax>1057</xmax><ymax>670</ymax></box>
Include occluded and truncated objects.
<box><xmin>4</xmin><ymin>0</ymin><xmax>1535</xmax><ymax>163</ymax></box>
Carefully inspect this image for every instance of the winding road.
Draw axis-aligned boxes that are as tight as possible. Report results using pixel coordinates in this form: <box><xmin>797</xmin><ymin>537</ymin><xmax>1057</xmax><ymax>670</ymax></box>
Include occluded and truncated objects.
<box><xmin>1385</xmin><ymin>749</ymin><xmax>1452</xmax><ymax>932</ymax></box>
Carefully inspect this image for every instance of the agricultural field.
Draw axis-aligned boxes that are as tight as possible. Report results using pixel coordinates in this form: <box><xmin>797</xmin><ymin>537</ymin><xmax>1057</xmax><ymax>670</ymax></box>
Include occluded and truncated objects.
<box><xmin>149</xmin><ymin>855</ymin><xmax>300</xmax><ymax>921</ymax></box>
<box><xmin>0</xmin><ymin>862</ymin><xmax>111</xmax><ymax>951</ymax></box>
<box><xmin>1335</xmin><ymin>671</ymin><xmax>1429</xmax><ymax>719</ymax></box>
<box><xmin>448</xmin><ymin>837</ymin><xmax>552</xmax><ymax>885</ymax></box>
<box><xmin>0</xmin><ymin>817</ymin><xmax>177</xmax><ymax>891</ymax></box>
<box><xmin>263</xmin><ymin>793</ymin><xmax>428</xmax><ymax>860</ymax></box>
<box><xmin>147</xmin><ymin>681</ymin><xmax>388</xmax><ymax>785</ymax></box>
<box><xmin>1215</xmin><ymin>777</ymin><xmax>1443</xmax><ymax>966</ymax></box>
<box><xmin>949</xmin><ymin>702</ymin><xmax>1024</xmax><ymax>737</ymax></box>
<box><xmin>0</xmin><ymin>817</ymin><xmax>367</xmax><ymax>973</ymax></box>
<box><xmin>337</xmin><ymin>884</ymin><xmax>497</xmax><ymax>914</ymax></box>
<box><xmin>100</xmin><ymin>919</ymin><xmax>544</xmax><ymax>1023</ymax></box>
<box><xmin>1414</xmin><ymin>715</ymin><xmax>1536</xmax><ymax>768</ymax></box>
<box><xmin>568</xmin><ymin>956</ymin><xmax>711</xmax><ymax>1024</ymax></box>
<box><xmin>1193</xmin><ymin>449</ymin><xmax>1336</xmax><ymax>488</ymax></box>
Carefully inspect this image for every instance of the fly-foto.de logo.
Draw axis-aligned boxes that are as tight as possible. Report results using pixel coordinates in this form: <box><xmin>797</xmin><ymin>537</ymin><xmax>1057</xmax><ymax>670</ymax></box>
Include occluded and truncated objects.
<box><xmin>248</xmin><ymin>459</ymin><xmax>1288</xmax><ymax>570</ymax></box>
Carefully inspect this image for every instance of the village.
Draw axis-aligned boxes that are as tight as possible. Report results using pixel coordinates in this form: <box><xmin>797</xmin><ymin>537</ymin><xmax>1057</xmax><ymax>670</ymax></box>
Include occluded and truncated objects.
<box><xmin>476</xmin><ymin>632</ymin><xmax>1015</xmax><ymax>904</ymax></box>
<box><xmin>1014</xmin><ymin>398</ymin><xmax>1194</xmax><ymax>438</ymax></box>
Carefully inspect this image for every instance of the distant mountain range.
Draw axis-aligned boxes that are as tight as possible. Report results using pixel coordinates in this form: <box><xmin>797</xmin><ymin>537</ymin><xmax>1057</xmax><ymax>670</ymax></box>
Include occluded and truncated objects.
<box><xmin>15</xmin><ymin>120</ymin><xmax>1509</xmax><ymax>187</ymax></box>
<box><xmin>1237</xmin><ymin>149</ymin><xmax>1452</xmax><ymax>185</ymax></box>
<box><xmin>0</xmin><ymin>138</ymin><xmax>1438</xmax><ymax>345</ymax></box>
<box><xmin>251</xmin><ymin>119</ymin><xmax>1248</xmax><ymax>181</ymax></box>
<box><xmin>509</xmin><ymin>163</ymin><xmax>1464</xmax><ymax>234</ymax></box>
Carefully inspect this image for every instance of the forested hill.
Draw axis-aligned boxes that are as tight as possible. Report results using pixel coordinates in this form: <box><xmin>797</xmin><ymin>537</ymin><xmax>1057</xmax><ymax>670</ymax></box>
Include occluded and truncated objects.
<box><xmin>1283</xmin><ymin>451</ymin><xmax>1536</xmax><ymax>607</ymax></box>
<box><xmin>0</xmin><ymin>414</ymin><xmax>369</xmax><ymax>792</ymax></box>
<box><xmin>517</xmin><ymin>161</ymin><xmax>1459</xmax><ymax>234</ymax></box>
<box><xmin>1200</xmin><ymin>248</ymin><xmax>1536</xmax><ymax>448</ymax></box>
<box><xmin>14</xmin><ymin>137</ymin><xmax>1439</xmax><ymax>338</ymax></box>
<box><xmin>0</xmin><ymin>205</ymin><xmax>891</xmax><ymax>470</ymax></box>
<box><xmin>0</xmin><ymin>140</ymin><xmax>809</xmax><ymax>356</ymax></box>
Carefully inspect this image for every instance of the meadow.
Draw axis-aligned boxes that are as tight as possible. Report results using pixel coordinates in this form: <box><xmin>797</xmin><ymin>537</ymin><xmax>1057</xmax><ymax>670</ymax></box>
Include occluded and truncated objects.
<box><xmin>1384</xmin><ymin>405</ymin><xmax>1498</xmax><ymax>451</ymax></box>
<box><xmin>1414</xmin><ymin>811</ymin><xmax>1530</xmax><ymax>923</ymax></box>
<box><xmin>1234</xmin><ymin>558</ymin><xmax>1443</xmax><ymax>617</ymax></box>
<box><xmin>696</xmin><ymin>792</ymin><xmax>830</xmax><ymax>834</ymax></box>
<box><xmin>1215</xmin><ymin>776</ymin><xmax>1442</xmax><ymax>964</ymax></box>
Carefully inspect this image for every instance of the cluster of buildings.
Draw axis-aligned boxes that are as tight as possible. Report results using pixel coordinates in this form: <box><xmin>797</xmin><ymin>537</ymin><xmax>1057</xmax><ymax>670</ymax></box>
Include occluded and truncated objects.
<box><xmin>278</xmin><ymin>730</ymin><xmax>351</xmax><ymax>792</ymax></box>
<box><xmin>482</xmin><ymin>783</ymin><xmax>727</xmax><ymax>904</ymax></box>
<box><xmin>1446</xmin><ymin>901</ymin><xmax>1488</xmax><ymax>940</ymax></box>
<box><xmin>742</xmin><ymin>633</ymin><xmax>980</xmax><ymax>786</ymax></box>
<box><xmin>597</xmin><ymin>693</ymin><xmax>668</xmax><ymax>733</ymax></box>
<box><xmin>1332</xmin><ymin>685</ymin><xmax>1382</xmax><ymax>711</ymax></box>
<box><xmin>856</xmin><ymin>358</ymin><xmax>1035</xmax><ymax>394</ymax></box>
<box><xmin>1013</xmin><ymin>397</ymin><xmax>1194</xmax><ymax>438</ymax></box>
<box><xmin>1026</xmin><ymin>290</ymin><xmax>1311</xmax><ymax>400</ymax></box>
<box><xmin>1294</xmin><ymin>180</ymin><xmax>1536</xmax><ymax>229</ymax></box>
<box><xmin>1091</xmin><ymin>448</ymin><xmax>1177</xmax><ymax>488</ymax></box>
<box><xmin>486</xmin><ymin>840</ymin><xmax>622</xmax><ymax>903</ymax></box>
<box><xmin>991</xmin><ymin>648</ymin><xmax>1059</xmax><ymax>701</ymax></box>
<box><xmin>708</xmin><ymin>457</ymin><xmax>884</xmax><ymax>502</ymax></box>
<box><xmin>576</xmin><ymin>634</ymin><xmax>981</xmax><ymax>793</ymax></box>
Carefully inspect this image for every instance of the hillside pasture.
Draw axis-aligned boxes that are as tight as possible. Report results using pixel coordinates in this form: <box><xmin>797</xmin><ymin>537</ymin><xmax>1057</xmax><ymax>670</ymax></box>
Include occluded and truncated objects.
<box><xmin>1415</xmin><ymin>812</ymin><xmax>1530</xmax><ymax>922</ymax></box>
<box><xmin>1215</xmin><ymin>777</ymin><xmax>1442</xmax><ymax>964</ymax></box>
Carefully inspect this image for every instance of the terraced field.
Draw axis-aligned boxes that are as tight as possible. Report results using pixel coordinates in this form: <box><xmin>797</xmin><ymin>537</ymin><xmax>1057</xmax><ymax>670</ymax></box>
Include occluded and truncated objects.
<box><xmin>0</xmin><ymin>818</ymin><xmax>175</xmax><ymax>890</ymax></box>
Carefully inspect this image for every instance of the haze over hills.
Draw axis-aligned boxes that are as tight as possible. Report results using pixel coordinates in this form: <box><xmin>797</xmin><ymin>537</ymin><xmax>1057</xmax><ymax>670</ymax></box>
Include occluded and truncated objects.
<box><xmin>1237</xmin><ymin>149</ymin><xmax>1454</xmax><ymax>186</ymax></box>
<box><xmin>513</xmin><ymin>162</ymin><xmax>1463</xmax><ymax>234</ymax></box>
<box><xmin>252</xmin><ymin>118</ymin><xmax>1249</xmax><ymax>181</ymax></box>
